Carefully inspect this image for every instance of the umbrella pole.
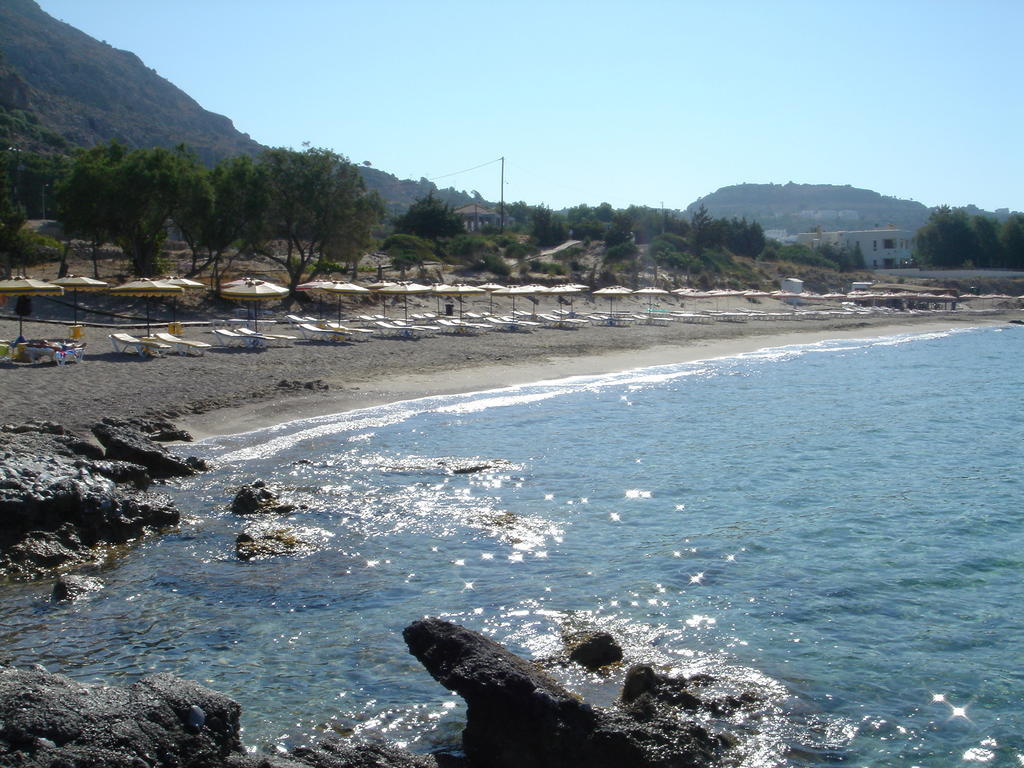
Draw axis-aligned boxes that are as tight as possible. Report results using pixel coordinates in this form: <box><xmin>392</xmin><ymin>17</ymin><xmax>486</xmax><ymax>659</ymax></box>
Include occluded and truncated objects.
<box><xmin>72</xmin><ymin>289</ymin><xmax>79</xmax><ymax>325</ymax></box>
<box><xmin>336</xmin><ymin>297</ymin><xmax>342</xmax><ymax>326</ymax></box>
<box><xmin>146</xmin><ymin>296</ymin><xmax>152</xmax><ymax>336</ymax></box>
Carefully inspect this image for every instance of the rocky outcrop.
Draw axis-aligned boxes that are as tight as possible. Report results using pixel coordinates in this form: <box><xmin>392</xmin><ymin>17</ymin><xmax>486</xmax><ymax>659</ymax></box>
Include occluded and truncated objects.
<box><xmin>51</xmin><ymin>573</ymin><xmax>104</xmax><ymax>601</ymax></box>
<box><xmin>566</xmin><ymin>630</ymin><xmax>623</xmax><ymax>671</ymax></box>
<box><xmin>0</xmin><ymin>666</ymin><xmax>438</xmax><ymax>768</ymax></box>
<box><xmin>236</xmin><ymin>526</ymin><xmax>308</xmax><ymax>561</ymax></box>
<box><xmin>0</xmin><ymin>667</ymin><xmax>243</xmax><ymax>767</ymax></box>
<box><xmin>404</xmin><ymin>617</ymin><xmax>731</xmax><ymax>768</ymax></box>
<box><xmin>0</xmin><ymin>422</ymin><xmax>187</xmax><ymax>579</ymax></box>
<box><xmin>92</xmin><ymin>418</ymin><xmax>201</xmax><ymax>477</ymax></box>
<box><xmin>231</xmin><ymin>480</ymin><xmax>296</xmax><ymax>516</ymax></box>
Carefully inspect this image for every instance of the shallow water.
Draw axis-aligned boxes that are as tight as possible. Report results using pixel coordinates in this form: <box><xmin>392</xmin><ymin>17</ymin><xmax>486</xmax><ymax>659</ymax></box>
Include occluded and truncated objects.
<box><xmin>3</xmin><ymin>324</ymin><xmax>1022</xmax><ymax>765</ymax></box>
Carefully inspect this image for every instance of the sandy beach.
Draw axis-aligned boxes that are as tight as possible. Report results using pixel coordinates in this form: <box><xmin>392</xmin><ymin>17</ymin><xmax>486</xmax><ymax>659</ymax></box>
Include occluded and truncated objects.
<box><xmin>1</xmin><ymin>307</ymin><xmax>1017</xmax><ymax>441</ymax></box>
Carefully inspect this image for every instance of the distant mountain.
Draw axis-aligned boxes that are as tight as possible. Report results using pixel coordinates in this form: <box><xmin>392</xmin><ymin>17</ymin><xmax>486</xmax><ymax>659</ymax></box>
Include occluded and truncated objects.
<box><xmin>0</xmin><ymin>0</ymin><xmax>484</xmax><ymax>215</ymax></box>
<box><xmin>0</xmin><ymin>0</ymin><xmax>262</xmax><ymax>164</ymax></box>
<box><xmin>687</xmin><ymin>182</ymin><xmax>933</xmax><ymax>235</ymax></box>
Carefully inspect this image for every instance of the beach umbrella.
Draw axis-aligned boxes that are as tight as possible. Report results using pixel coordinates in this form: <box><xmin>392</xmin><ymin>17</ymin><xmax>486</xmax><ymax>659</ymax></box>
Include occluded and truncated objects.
<box><xmin>108</xmin><ymin>278</ymin><xmax>183</xmax><ymax>336</ymax></box>
<box><xmin>317</xmin><ymin>280</ymin><xmax>371</xmax><ymax>324</ymax></box>
<box><xmin>51</xmin><ymin>274</ymin><xmax>108</xmax><ymax>325</ymax></box>
<box><xmin>0</xmin><ymin>276</ymin><xmax>64</xmax><ymax>340</ymax></box>
<box><xmin>366</xmin><ymin>280</ymin><xmax>399</xmax><ymax>317</ymax></box>
<box><xmin>219</xmin><ymin>278</ymin><xmax>289</xmax><ymax>332</ymax></box>
<box><xmin>593</xmin><ymin>285</ymin><xmax>633</xmax><ymax>317</ymax></box>
<box><xmin>296</xmin><ymin>280</ymin><xmax>334</xmax><ymax>319</ymax></box>
<box><xmin>548</xmin><ymin>284</ymin><xmax>584</xmax><ymax>316</ymax></box>
<box><xmin>432</xmin><ymin>283</ymin><xmax>486</xmax><ymax>320</ymax></box>
<box><xmin>161</xmin><ymin>276</ymin><xmax>205</xmax><ymax>324</ymax></box>
<box><xmin>633</xmin><ymin>287</ymin><xmax>670</xmax><ymax>317</ymax></box>
<box><xmin>477</xmin><ymin>282</ymin><xmax>506</xmax><ymax>314</ymax></box>
<box><xmin>491</xmin><ymin>284</ymin><xmax>546</xmax><ymax>318</ymax></box>
<box><xmin>372</xmin><ymin>281</ymin><xmax>431</xmax><ymax>321</ymax></box>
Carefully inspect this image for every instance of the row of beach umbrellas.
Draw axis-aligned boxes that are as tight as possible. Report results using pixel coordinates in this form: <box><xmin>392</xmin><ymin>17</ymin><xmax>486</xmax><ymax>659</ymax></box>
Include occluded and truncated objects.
<box><xmin>3</xmin><ymin>274</ymin><xmax>1021</xmax><ymax>339</ymax></box>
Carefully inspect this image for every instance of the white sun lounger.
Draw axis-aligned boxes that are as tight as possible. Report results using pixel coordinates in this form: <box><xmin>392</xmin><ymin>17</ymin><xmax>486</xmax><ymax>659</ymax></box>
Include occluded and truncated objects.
<box><xmin>109</xmin><ymin>332</ymin><xmax>171</xmax><ymax>357</ymax></box>
<box><xmin>237</xmin><ymin>327</ymin><xmax>296</xmax><ymax>346</ymax></box>
<box><xmin>210</xmin><ymin>328</ymin><xmax>257</xmax><ymax>347</ymax></box>
<box><xmin>296</xmin><ymin>323</ymin><xmax>349</xmax><ymax>342</ymax></box>
<box><xmin>150</xmin><ymin>332</ymin><xmax>212</xmax><ymax>356</ymax></box>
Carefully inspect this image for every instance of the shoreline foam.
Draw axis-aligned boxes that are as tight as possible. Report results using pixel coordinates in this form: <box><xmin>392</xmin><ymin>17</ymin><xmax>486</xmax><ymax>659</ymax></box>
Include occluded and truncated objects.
<box><xmin>177</xmin><ymin>318</ymin><xmax>1002</xmax><ymax>441</ymax></box>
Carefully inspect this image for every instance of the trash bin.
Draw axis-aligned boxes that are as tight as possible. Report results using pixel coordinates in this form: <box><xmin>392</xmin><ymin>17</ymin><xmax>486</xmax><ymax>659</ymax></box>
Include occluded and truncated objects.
<box><xmin>69</xmin><ymin>324</ymin><xmax>84</xmax><ymax>340</ymax></box>
<box><xmin>167</xmin><ymin>322</ymin><xmax>183</xmax><ymax>335</ymax></box>
<box><xmin>445</xmin><ymin>302</ymin><xmax>454</xmax><ymax>316</ymax></box>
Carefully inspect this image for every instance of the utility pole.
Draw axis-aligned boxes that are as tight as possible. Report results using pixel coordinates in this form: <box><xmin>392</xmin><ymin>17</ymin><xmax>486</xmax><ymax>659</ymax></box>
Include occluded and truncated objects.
<box><xmin>499</xmin><ymin>156</ymin><xmax>505</xmax><ymax>233</ymax></box>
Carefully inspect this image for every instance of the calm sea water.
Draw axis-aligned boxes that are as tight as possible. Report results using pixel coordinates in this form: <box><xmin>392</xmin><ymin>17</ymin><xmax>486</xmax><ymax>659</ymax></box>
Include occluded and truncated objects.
<box><xmin>2</xmin><ymin>324</ymin><xmax>1022</xmax><ymax>766</ymax></box>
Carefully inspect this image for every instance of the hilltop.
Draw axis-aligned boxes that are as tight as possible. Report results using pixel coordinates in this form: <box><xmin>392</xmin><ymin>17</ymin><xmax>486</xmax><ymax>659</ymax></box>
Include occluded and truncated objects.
<box><xmin>687</xmin><ymin>182</ymin><xmax>935</xmax><ymax>235</ymax></box>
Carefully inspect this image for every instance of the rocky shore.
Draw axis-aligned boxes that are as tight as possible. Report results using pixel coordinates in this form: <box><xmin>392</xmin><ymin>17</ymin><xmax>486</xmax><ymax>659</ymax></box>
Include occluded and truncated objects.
<box><xmin>0</xmin><ymin>418</ymin><xmax>767</xmax><ymax>766</ymax></box>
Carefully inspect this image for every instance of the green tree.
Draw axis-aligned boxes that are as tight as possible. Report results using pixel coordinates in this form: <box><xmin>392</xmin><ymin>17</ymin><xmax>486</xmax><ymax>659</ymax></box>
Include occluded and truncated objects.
<box><xmin>55</xmin><ymin>142</ymin><xmax>124</xmax><ymax>278</ymax></box>
<box><xmin>382</xmin><ymin>233</ymin><xmax>433</xmax><ymax>277</ymax></box>
<box><xmin>259</xmin><ymin>146</ymin><xmax>382</xmax><ymax>292</ymax></box>
<box><xmin>971</xmin><ymin>216</ymin><xmax>1002</xmax><ymax>268</ymax></box>
<box><xmin>723</xmin><ymin>217</ymin><xmax>765</xmax><ymax>259</ymax></box>
<box><xmin>915</xmin><ymin>207</ymin><xmax>976</xmax><ymax>268</ymax></box>
<box><xmin>393</xmin><ymin>194</ymin><xmax>463</xmax><ymax>241</ymax></box>
<box><xmin>1001</xmin><ymin>214</ymin><xmax>1024</xmax><ymax>269</ymax></box>
<box><xmin>530</xmin><ymin>205</ymin><xmax>568</xmax><ymax>247</ymax></box>
<box><xmin>690</xmin><ymin>204</ymin><xmax>724</xmax><ymax>256</ymax></box>
<box><xmin>0</xmin><ymin>151</ymin><xmax>27</xmax><ymax>276</ymax></box>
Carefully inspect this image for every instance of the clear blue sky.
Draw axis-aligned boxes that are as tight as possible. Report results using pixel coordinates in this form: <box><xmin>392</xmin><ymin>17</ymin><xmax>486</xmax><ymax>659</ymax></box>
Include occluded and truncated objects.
<box><xmin>35</xmin><ymin>0</ymin><xmax>1024</xmax><ymax>213</ymax></box>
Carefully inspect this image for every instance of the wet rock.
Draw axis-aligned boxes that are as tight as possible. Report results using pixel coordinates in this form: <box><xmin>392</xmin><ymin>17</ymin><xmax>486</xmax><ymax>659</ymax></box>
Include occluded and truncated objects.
<box><xmin>0</xmin><ymin>667</ymin><xmax>243</xmax><ymax>767</ymax></box>
<box><xmin>0</xmin><ymin>428</ymin><xmax>181</xmax><ymax>580</ymax></box>
<box><xmin>404</xmin><ymin>617</ymin><xmax>730</xmax><ymax>768</ymax></box>
<box><xmin>621</xmin><ymin>664</ymin><xmax>761</xmax><ymax>719</ymax></box>
<box><xmin>51</xmin><ymin>573</ymin><xmax>104</xmax><ymax>601</ymax></box>
<box><xmin>236</xmin><ymin>527</ymin><xmax>306</xmax><ymax>561</ymax></box>
<box><xmin>566</xmin><ymin>631</ymin><xmax>623</xmax><ymax>671</ymax></box>
<box><xmin>231</xmin><ymin>480</ymin><xmax>296</xmax><ymax>515</ymax></box>
<box><xmin>290</xmin><ymin>737</ymin><xmax>439</xmax><ymax>767</ymax></box>
<box><xmin>92</xmin><ymin>418</ymin><xmax>196</xmax><ymax>477</ymax></box>
<box><xmin>115</xmin><ymin>416</ymin><xmax>194</xmax><ymax>442</ymax></box>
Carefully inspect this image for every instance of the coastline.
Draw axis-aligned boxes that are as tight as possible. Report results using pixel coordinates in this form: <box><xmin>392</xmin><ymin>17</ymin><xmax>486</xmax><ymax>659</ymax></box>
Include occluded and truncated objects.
<box><xmin>176</xmin><ymin>317</ymin><xmax>1006</xmax><ymax>441</ymax></box>
<box><xmin>2</xmin><ymin>310</ymin><xmax>1015</xmax><ymax>442</ymax></box>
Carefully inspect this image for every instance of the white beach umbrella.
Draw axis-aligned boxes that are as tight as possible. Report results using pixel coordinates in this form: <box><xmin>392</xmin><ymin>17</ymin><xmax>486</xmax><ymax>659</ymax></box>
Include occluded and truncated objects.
<box><xmin>161</xmin><ymin>276</ymin><xmax>205</xmax><ymax>324</ymax></box>
<box><xmin>476</xmin><ymin>282</ymin><xmax>506</xmax><ymax>313</ymax></box>
<box><xmin>432</xmin><ymin>283</ymin><xmax>486</xmax><ymax>320</ymax></box>
<box><xmin>593</xmin><ymin>285</ymin><xmax>634</xmax><ymax>316</ymax></box>
<box><xmin>633</xmin><ymin>286</ymin><xmax>670</xmax><ymax>315</ymax></box>
<box><xmin>219</xmin><ymin>278</ymin><xmax>289</xmax><ymax>332</ymax></box>
<box><xmin>491</xmin><ymin>284</ymin><xmax>546</xmax><ymax>317</ymax></box>
<box><xmin>548</xmin><ymin>284</ymin><xmax>585</xmax><ymax>315</ymax></box>
<box><xmin>372</xmin><ymin>281</ymin><xmax>432</xmax><ymax>321</ymax></box>
<box><xmin>317</xmin><ymin>280</ymin><xmax>371</xmax><ymax>323</ymax></box>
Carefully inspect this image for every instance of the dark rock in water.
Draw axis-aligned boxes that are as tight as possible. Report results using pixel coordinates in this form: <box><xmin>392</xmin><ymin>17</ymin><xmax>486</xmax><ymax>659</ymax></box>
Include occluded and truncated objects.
<box><xmin>92</xmin><ymin>418</ymin><xmax>197</xmax><ymax>477</ymax></box>
<box><xmin>567</xmin><ymin>631</ymin><xmax>624</xmax><ymax>671</ymax></box>
<box><xmin>404</xmin><ymin>617</ymin><xmax>730</xmax><ymax>768</ymax></box>
<box><xmin>235</xmin><ymin>526</ymin><xmax>308</xmax><ymax>561</ymax></box>
<box><xmin>231</xmin><ymin>480</ymin><xmax>296</xmax><ymax>516</ymax></box>
<box><xmin>621</xmin><ymin>664</ymin><xmax>761</xmax><ymax>719</ymax></box>
<box><xmin>290</xmin><ymin>737</ymin><xmax>439</xmax><ymax>767</ymax></box>
<box><xmin>0</xmin><ymin>426</ymin><xmax>181</xmax><ymax>579</ymax></box>
<box><xmin>0</xmin><ymin>665</ymin><xmax>440</xmax><ymax>768</ymax></box>
<box><xmin>0</xmin><ymin>667</ymin><xmax>243</xmax><ymax>767</ymax></box>
<box><xmin>51</xmin><ymin>573</ymin><xmax>104</xmax><ymax>601</ymax></box>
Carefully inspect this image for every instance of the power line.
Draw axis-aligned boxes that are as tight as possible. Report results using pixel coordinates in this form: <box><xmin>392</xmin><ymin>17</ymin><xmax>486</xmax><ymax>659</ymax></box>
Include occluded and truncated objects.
<box><xmin>428</xmin><ymin>157</ymin><xmax>503</xmax><ymax>182</ymax></box>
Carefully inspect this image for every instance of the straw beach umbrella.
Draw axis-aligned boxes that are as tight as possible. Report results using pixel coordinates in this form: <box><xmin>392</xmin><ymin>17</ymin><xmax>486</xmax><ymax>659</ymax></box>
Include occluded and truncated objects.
<box><xmin>372</xmin><ymin>281</ymin><xmax>431</xmax><ymax>321</ymax></box>
<box><xmin>219</xmin><ymin>278</ymin><xmax>289</xmax><ymax>332</ymax></box>
<box><xmin>51</xmin><ymin>274</ymin><xmax>108</xmax><ymax>325</ymax></box>
<box><xmin>432</xmin><ymin>283</ymin><xmax>486</xmax><ymax>320</ymax></box>
<box><xmin>593</xmin><ymin>285</ymin><xmax>633</xmax><ymax>317</ymax></box>
<box><xmin>108</xmin><ymin>278</ymin><xmax>183</xmax><ymax>336</ymax></box>
<box><xmin>0</xmin><ymin>276</ymin><xmax>64</xmax><ymax>340</ymax></box>
<box><xmin>162</xmin><ymin>276</ymin><xmax>205</xmax><ymax>325</ymax></box>
<box><xmin>317</xmin><ymin>280</ymin><xmax>371</xmax><ymax>324</ymax></box>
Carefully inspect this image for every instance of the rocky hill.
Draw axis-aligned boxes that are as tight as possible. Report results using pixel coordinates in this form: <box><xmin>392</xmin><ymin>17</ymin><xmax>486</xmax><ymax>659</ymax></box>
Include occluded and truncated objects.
<box><xmin>0</xmin><ymin>0</ymin><xmax>484</xmax><ymax>215</ymax></box>
<box><xmin>687</xmin><ymin>182</ymin><xmax>933</xmax><ymax>235</ymax></box>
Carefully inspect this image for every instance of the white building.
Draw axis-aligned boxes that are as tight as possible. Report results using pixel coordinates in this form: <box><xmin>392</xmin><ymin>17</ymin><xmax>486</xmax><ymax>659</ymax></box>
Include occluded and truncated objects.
<box><xmin>796</xmin><ymin>226</ymin><xmax>915</xmax><ymax>269</ymax></box>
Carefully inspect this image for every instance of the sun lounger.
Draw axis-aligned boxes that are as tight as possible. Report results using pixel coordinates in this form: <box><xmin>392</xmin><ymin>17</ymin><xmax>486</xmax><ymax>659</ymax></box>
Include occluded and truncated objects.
<box><xmin>323</xmin><ymin>322</ymin><xmax>375</xmax><ymax>338</ymax></box>
<box><xmin>237</xmin><ymin>327</ymin><xmax>296</xmax><ymax>346</ymax></box>
<box><xmin>296</xmin><ymin>323</ymin><xmax>349</xmax><ymax>342</ymax></box>
<box><xmin>374</xmin><ymin>321</ymin><xmax>428</xmax><ymax>338</ymax></box>
<box><xmin>210</xmin><ymin>328</ymin><xmax>255</xmax><ymax>347</ymax></box>
<box><xmin>109</xmin><ymin>333</ymin><xmax>171</xmax><ymax>357</ymax></box>
<box><xmin>150</xmin><ymin>332</ymin><xmax>212</xmax><ymax>356</ymax></box>
<box><xmin>285</xmin><ymin>314</ymin><xmax>318</xmax><ymax>325</ymax></box>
